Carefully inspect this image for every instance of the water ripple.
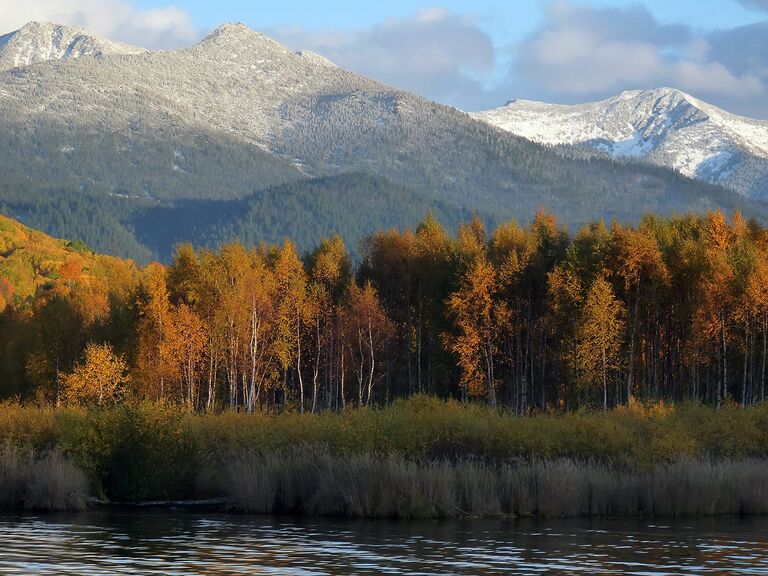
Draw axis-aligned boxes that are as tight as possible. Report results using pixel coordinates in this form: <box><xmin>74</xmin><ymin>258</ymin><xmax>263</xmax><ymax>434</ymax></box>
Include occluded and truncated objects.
<box><xmin>0</xmin><ymin>513</ymin><xmax>765</xmax><ymax>575</ymax></box>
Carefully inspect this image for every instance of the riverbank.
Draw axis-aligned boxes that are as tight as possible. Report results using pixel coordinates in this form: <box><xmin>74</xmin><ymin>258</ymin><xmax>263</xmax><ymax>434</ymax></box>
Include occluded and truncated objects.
<box><xmin>1</xmin><ymin>396</ymin><xmax>767</xmax><ymax>516</ymax></box>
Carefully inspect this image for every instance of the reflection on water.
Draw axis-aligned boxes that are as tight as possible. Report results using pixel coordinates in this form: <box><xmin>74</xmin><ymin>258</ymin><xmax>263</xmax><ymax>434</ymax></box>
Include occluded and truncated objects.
<box><xmin>0</xmin><ymin>511</ymin><xmax>766</xmax><ymax>574</ymax></box>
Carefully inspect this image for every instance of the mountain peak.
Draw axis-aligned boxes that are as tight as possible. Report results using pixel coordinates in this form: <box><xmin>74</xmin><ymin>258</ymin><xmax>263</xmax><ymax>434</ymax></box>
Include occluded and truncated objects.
<box><xmin>618</xmin><ymin>87</ymin><xmax>694</xmax><ymax>103</ymax></box>
<box><xmin>16</xmin><ymin>21</ymin><xmax>61</xmax><ymax>33</ymax></box>
<box><xmin>0</xmin><ymin>21</ymin><xmax>146</xmax><ymax>70</ymax></box>
<box><xmin>197</xmin><ymin>23</ymin><xmax>280</xmax><ymax>49</ymax></box>
<box><xmin>206</xmin><ymin>22</ymin><xmax>256</xmax><ymax>39</ymax></box>
<box><xmin>473</xmin><ymin>87</ymin><xmax>768</xmax><ymax>198</ymax></box>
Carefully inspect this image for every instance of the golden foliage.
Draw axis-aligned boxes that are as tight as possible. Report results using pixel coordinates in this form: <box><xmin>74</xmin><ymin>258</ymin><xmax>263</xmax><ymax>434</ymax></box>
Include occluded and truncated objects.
<box><xmin>61</xmin><ymin>343</ymin><xmax>128</xmax><ymax>406</ymax></box>
<box><xmin>576</xmin><ymin>275</ymin><xmax>625</xmax><ymax>396</ymax></box>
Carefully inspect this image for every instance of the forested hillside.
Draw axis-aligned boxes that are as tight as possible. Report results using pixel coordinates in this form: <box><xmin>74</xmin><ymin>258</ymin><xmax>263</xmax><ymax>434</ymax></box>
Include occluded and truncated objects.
<box><xmin>2</xmin><ymin>211</ymin><xmax>767</xmax><ymax>412</ymax></box>
<box><xmin>1</xmin><ymin>174</ymin><xmax>480</xmax><ymax>262</ymax></box>
<box><xmin>131</xmin><ymin>173</ymin><xmax>481</xmax><ymax>260</ymax></box>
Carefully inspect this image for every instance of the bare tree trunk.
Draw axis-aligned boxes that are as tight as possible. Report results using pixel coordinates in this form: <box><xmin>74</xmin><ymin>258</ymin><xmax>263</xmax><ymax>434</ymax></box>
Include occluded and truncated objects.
<box><xmin>602</xmin><ymin>346</ymin><xmax>608</xmax><ymax>411</ymax></box>
<box><xmin>762</xmin><ymin>319</ymin><xmax>767</xmax><ymax>403</ymax></box>
<box><xmin>312</xmin><ymin>316</ymin><xmax>321</xmax><ymax>413</ymax></box>
<box><xmin>417</xmin><ymin>304</ymin><xmax>423</xmax><ymax>393</ymax></box>
<box><xmin>693</xmin><ymin>359</ymin><xmax>698</xmax><ymax>403</ymax></box>
<box><xmin>742</xmin><ymin>328</ymin><xmax>749</xmax><ymax>408</ymax></box>
<box><xmin>357</xmin><ymin>326</ymin><xmax>365</xmax><ymax>408</ymax></box>
<box><xmin>541</xmin><ymin>335</ymin><xmax>547</xmax><ymax>411</ymax></box>
<box><xmin>248</xmin><ymin>311</ymin><xmax>260</xmax><ymax>413</ymax></box>
<box><xmin>485</xmin><ymin>338</ymin><xmax>496</xmax><ymax>407</ymax></box>
<box><xmin>722</xmin><ymin>317</ymin><xmax>728</xmax><ymax>405</ymax></box>
<box><xmin>207</xmin><ymin>354</ymin><xmax>218</xmax><ymax>412</ymax></box>
<box><xmin>340</xmin><ymin>344</ymin><xmax>346</xmax><ymax>410</ymax></box>
<box><xmin>627</xmin><ymin>282</ymin><xmax>640</xmax><ymax>405</ymax></box>
<box><xmin>296</xmin><ymin>310</ymin><xmax>305</xmax><ymax>414</ymax></box>
<box><xmin>367</xmin><ymin>318</ymin><xmax>375</xmax><ymax>405</ymax></box>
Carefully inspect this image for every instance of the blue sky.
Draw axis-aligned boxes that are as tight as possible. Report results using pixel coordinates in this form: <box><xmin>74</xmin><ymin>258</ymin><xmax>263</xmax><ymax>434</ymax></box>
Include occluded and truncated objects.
<box><xmin>126</xmin><ymin>0</ymin><xmax>762</xmax><ymax>36</ymax></box>
<box><xmin>2</xmin><ymin>0</ymin><xmax>768</xmax><ymax>116</ymax></box>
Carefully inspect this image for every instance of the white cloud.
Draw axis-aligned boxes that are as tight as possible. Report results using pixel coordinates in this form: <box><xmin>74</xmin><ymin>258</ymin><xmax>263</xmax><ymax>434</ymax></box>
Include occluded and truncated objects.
<box><xmin>266</xmin><ymin>9</ymin><xmax>496</xmax><ymax>108</ymax></box>
<box><xmin>736</xmin><ymin>0</ymin><xmax>768</xmax><ymax>12</ymax></box>
<box><xmin>514</xmin><ymin>1</ymin><xmax>767</xmax><ymax>116</ymax></box>
<box><xmin>0</xmin><ymin>0</ymin><xmax>198</xmax><ymax>49</ymax></box>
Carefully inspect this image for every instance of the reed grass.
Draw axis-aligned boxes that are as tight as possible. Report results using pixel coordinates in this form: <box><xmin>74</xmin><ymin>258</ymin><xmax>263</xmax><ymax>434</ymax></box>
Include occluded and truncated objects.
<box><xmin>0</xmin><ymin>445</ymin><xmax>89</xmax><ymax>511</ymax></box>
<box><xmin>215</xmin><ymin>448</ymin><xmax>768</xmax><ymax>518</ymax></box>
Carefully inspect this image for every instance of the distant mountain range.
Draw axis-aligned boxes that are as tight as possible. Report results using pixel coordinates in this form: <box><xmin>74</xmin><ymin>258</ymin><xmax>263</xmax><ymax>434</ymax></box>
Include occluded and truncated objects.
<box><xmin>0</xmin><ymin>22</ymin><xmax>764</xmax><ymax>261</ymax></box>
<box><xmin>474</xmin><ymin>88</ymin><xmax>768</xmax><ymax>199</ymax></box>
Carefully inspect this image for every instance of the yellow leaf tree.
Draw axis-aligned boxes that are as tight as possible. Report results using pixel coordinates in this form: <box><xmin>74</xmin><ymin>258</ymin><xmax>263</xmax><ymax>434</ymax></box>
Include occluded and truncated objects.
<box><xmin>576</xmin><ymin>274</ymin><xmax>625</xmax><ymax>410</ymax></box>
<box><xmin>446</xmin><ymin>257</ymin><xmax>503</xmax><ymax>405</ymax></box>
<box><xmin>61</xmin><ymin>342</ymin><xmax>129</xmax><ymax>406</ymax></box>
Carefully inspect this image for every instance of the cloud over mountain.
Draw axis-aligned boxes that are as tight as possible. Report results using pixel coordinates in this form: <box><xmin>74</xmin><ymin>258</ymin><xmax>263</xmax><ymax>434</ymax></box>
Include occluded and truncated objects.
<box><xmin>267</xmin><ymin>9</ymin><xmax>496</xmax><ymax>109</ymax></box>
<box><xmin>736</xmin><ymin>0</ymin><xmax>768</xmax><ymax>12</ymax></box>
<box><xmin>0</xmin><ymin>0</ymin><xmax>197</xmax><ymax>49</ymax></box>
<box><xmin>513</xmin><ymin>1</ymin><xmax>767</xmax><ymax>117</ymax></box>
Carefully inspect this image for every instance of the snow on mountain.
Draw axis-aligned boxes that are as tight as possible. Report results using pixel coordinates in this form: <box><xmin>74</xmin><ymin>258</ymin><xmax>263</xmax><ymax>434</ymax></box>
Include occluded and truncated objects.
<box><xmin>473</xmin><ymin>88</ymin><xmax>768</xmax><ymax>199</ymax></box>
<box><xmin>0</xmin><ymin>22</ymin><xmax>378</xmax><ymax>155</ymax></box>
<box><xmin>295</xmin><ymin>50</ymin><xmax>339</xmax><ymax>69</ymax></box>
<box><xmin>0</xmin><ymin>21</ymin><xmax>146</xmax><ymax>70</ymax></box>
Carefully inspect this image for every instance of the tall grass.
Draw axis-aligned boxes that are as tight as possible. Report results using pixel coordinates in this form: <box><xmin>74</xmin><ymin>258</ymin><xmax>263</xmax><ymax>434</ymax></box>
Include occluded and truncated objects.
<box><xmin>1</xmin><ymin>396</ymin><xmax>767</xmax><ymax>507</ymax></box>
<box><xmin>0</xmin><ymin>446</ymin><xmax>89</xmax><ymax>511</ymax></box>
<box><xmin>215</xmin><ymin>448</ymin><xmax>768</xmax><ymax>518</ymax></box>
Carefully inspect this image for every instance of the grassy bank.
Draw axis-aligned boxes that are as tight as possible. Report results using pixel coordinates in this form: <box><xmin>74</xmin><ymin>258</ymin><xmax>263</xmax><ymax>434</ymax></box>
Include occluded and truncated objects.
<box><xmin>0</xmin><ymin>396</ymin><xmax>767</xmax><ymax>516</ymax></box>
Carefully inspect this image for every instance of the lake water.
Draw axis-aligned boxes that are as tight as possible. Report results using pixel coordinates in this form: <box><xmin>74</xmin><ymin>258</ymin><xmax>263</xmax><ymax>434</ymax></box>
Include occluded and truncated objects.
<box><xmin>0</xmin><ymin>511</ymin><xmax>766</xmax><ymax>574</ymax></box>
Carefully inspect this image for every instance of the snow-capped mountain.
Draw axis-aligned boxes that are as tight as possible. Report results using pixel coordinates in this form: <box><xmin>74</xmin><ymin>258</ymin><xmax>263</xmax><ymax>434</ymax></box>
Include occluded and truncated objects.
<box><xmin>0</xmin><ymin>22</ymin><xmax>146</xmax><ymax>70</ymax></box>
<box><xmin>473</xmin><ymin>88</ymin><xmax>768</xmax><ymax>199</ymax></box>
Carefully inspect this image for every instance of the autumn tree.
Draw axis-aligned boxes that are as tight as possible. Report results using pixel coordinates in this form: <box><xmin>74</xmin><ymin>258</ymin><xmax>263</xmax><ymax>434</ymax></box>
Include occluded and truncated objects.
<box><xmin>446</xmin><ymin>256</ymin><xmax>503</xmax><ymax>405</ymax></box>
<box><xmin>743</xmin><ymin>257</ymin><xmax>768</xmax><ymax>403</ymax></box>
<box><xmin>307</xmin><ymin>236</ymin><xmax>351</xmax><ymax>412</ymax></box>
<box><xmin>546</xmin><ymin>264</ymin><xmax>583</xmax><ymax>407</ymax></box>
<box><xmin>135</xmin><ymin>263</ymin><xmax>176</xmax><ymax>400</ymax></box>
<box><xmin>360</xmin><ymin>227</ymin><xmax>416</xmax><ymax>398</ymax></box>
<box><xmin>411</xmin><ymin>214</ymin><xmax>452</xmax><ymax>394</ymax></box>
<box><xmin>61</xmin><ymin>342</ymin><xmax>128</xmax><ymax>406</ymax></box>
<box><xmin>344</xmin><ymin>281</ymin><xmax>393</xmax><ymax>407</ymax></box>
<box><xmin>576</xmin><ymin>274</ymin><xmax>625</xmax><ymax>410</ymax></box>
<box><xmin>694</xmin><ymin>212</ymin><xmax>736</xmax><ymax>407</ymax></box>
<box><xmin>167</xmin><ymin>303</ymin><xmax>207</xmax><ymax>408</ymax></box>
<box><xmin>8</xmin><ymin>211</ymin><xmax>768</xmax><ymax>412</ymax></box>
<box><xmin>610</xmin><ymin>222</ymin><xmax>666</xmax><ymax>403</ymax></box>
<box><xmin>274</xmin><ymin>241</ymin><xmax>310</xmax><ymax>412</ymax></box>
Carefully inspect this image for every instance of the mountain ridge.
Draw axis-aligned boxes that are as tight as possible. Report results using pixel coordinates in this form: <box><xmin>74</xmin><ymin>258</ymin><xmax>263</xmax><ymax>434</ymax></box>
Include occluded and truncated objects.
<box><xmin>0</xmin><ymin>21</ymin><xmax>147</xmax><ymax>70</ymax></box>
<box><xmin>473</xmin><ymin>87</ymin><xmax>768</xmax><ymax>199</ymax></box>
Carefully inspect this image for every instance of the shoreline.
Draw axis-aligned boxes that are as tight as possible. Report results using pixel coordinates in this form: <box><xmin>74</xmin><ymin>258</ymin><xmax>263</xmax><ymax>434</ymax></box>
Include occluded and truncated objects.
<box><xmin>93</xmin><ymin>500</ymin><xmax>768</xmax><ymax>520</ymax></box>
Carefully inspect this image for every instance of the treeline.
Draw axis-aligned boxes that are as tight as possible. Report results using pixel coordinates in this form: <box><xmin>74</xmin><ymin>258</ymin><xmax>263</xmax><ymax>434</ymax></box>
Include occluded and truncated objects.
<box><xmin>2</xmin><ymin>210</ymin><xmax>768</xmax><ymax>412</ymax></box>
